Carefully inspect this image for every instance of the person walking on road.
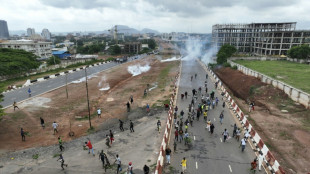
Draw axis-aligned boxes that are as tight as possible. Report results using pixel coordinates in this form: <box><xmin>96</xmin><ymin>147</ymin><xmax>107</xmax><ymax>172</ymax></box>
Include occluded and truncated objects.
<box><xmin>21</xmin><ymin>128</ymin><xmax>26</xmax><ymax>141</ymax></box>
<box><xmin>157</xmin><ymin>120</ymin><xmax>161</xmax><ymax>133</ymax></box>
<box><xmin>28</xmin><ymin>88</ymin><xmax>31</xmax><ymax>97</ymax></box>
<box><xmin>219</xmin><ymin>111</ymin><xmax>224</xmax><ymax>125</ymax></box>
<box><xmin>240</xmin><ymin>137</ymin><xmax>247</xmax><ymax>152</ymax></box>
<box><xmin>130</xmin><ymin>95</ymin><xmax>134</xmax><ymax>104</ymax></box>
<box><xmin>126</xmin><ymin>102</ymin><xmax>131</xmax><ymax>112</ymax></box>
<box><xmin>175</xmin><ymin>129</ymin><xmax>179</xmax><ymax>141</ymax></box>
<box><xmin>195</xmin><ymin>73</ymin><xmax>197</xmax><ymax>79</ymax></box>
<box><xmin>232</xmin><ymin>124</ymin><xmax>237</xmax><ymax>137</ymax></box>
<box><xmin>58</xmin><ymin>136</ymin><xmax>64</xmax><ymax>151</ymax></box>
<box><xmin>40</xmin><ymin>117</ymin><xmax>45</xmax><ymax>129</ymax></box>
<box><xmin>165</xmin><ymin>147</ymin><xmax>172</xmax><ymax>164</ymax></box>
<box><xmin>119</xmin><ymin>119</ymin><xmax>124</xmax><ymax>131</ymax></box>
<box><xmin>250</xmin><ymin>159</ymin><xmax>257</xmax><ymax>173</ymax></box>
<box><xmin>180</xmin><ymin>110</ymin><xmax>184</xmax><ymax>119</ymax></box>
<box><xmin>105</xmin><ymin>135</ymin><xmax>111</xmax><ymax>148</ymax></box>
<box><xmin>222</xmin><ymin>128</ymin><xmax>229</xmax><ymax>142</ymax></box>
<box><xmin>185</xmin><ymin>91</ymin><xmax>188</xmax><ymax>99</ymax></box>
<box><xmin>236</xmin><ymin>128</ymin><xmax>241</xmax><ymax>141</ymax></box>
<box><xmin>52</xmin><ymin>121</ymin><xmax>58</xmax><ymax>135</ymax></box>
<box><xmin>174</xmin><ymin>106</ymin><xmax>178</xmax><ymax>114</ymax></box>
<box><xmin>114</xmin><ymin>154</ymin><xmax>122</xmax><ymax>174</ymax></box>
<box><xmin>13</xmin><ymin>101</ymin><xmax>19</xmax><ymax>111</ymax></box>
<box><xmin>206</xmin><ymin>119</ymin><xmax>211</xmax><ymax>131</ymax></box>
<box><xmin>130</xmin><ymin>120</ymin><xmax>134</xmax><ymax>132</ymax></box>
<box><xmin>178</xmin><ymin>129</ymin><xmax>184</xmax><ymax>143</ymax></box>
<box><xmin>210</xmin><ymin>123</ymin><xmax>215</xmax><ymax>134</ymax></box>
<box><xmin>258</xmin><ymin>152</ymin><xmax>266</xmax><ymax>171</ymax></box>
<box><xmin>222</xmin><ymin>101</ymin><xmax>225</xmax><ymax>108</ymax></box>
<box><xmin>99</xmin><ymin>150</ymin><xmax>107</xmax><ymax>170</ymax></box>
<box><xmin>97</xmin><ymin>108</ymin><xmax>102</xmax><ymax>118</ymax></box>
<box><xmin>85</xmin><ymin>139</ymin><xmax>95</xmax><ymax>156</ymax></box>
<box><xmin>109</xmin><ymin>130</ymin><xmax>114</xmax><ymax>144</ymax></box>
<box><xmin>181</xmin><ymin>157</ymin><xmax>187</xmax><ymax>173</ymax></box>
<box><xmin>127</xmin><ymin>162</ymin><xmax>133</xmax><ymax>174</ymax></box>
<box><xmin>143</xmin><ymin>164</ymin><xmax>150</xmax><ymax>174</ymax></box>
<box><xmin>57</xmin><ymin>154</ymin><xmax>68</xmax><ymax>170</ymax></box>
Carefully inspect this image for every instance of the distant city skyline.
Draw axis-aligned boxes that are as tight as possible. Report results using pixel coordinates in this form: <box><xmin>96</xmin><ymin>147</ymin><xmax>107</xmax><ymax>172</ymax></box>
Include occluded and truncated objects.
<box><xmin>1</xmin><ymin>0</ymin><xmax>310</xmax><ymax>33</ymax></box>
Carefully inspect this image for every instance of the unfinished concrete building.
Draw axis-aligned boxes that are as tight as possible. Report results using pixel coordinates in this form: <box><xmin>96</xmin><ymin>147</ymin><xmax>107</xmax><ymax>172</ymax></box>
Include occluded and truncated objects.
<box><xmin>212</xmin><ymin>22</ymin><xmax>310</xmax><ymax>56</ymax></box>
<box><xmin>124</xmin><ymin>42</ymin><xmax>141</xmax><ymax>54</ymax></box>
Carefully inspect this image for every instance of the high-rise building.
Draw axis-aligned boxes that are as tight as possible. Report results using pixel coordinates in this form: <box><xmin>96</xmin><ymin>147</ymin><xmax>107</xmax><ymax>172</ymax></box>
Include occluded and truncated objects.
<box><xmin>27</xmin><ymin>28</ymin><xmax>35</xmax><ymax>37</ymax></box>
<box><xmin>41</xmin><ymin>28</ymin><xmax>51</xmax><ymax>40</ymax></box>
<box><xmin>0</xmin><ymin>20</ymin><xmax>9</xmax><ymax>39</ymax></box>
<box><xmin>212</xmin><ymin>22</ymin><xmax>310</xmax><ymax>56</ymax></box>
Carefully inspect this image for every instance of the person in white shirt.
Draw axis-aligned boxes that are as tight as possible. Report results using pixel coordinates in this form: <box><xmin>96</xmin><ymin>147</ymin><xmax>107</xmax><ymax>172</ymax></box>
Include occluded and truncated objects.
<box><xmin>244</xmin><ymin>129</ymin><xmax>250</xmax><ymax>140</ymax></box>
<box><xmin>97</xmin><ymin>108</ymin><xmax>102</xmax><ymax>118</ymax></box>
<box><xmin>52</xmin><ymin>121</ymin><xmax>58</xmax><ymax>135</ymax></box>
<box><xmin>258</xmin><ymin>152</ymin><xmax>266</xmax><ymax>171</ymax></box>
<box><xmin>240</xmin><ymin>138</ymin><xmax>247</xmax><ymax>152</ymax></box>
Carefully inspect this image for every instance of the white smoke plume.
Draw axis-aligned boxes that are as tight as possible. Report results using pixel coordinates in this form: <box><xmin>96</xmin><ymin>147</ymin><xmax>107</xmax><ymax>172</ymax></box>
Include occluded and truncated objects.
<box><xmin>127</xmin><ymin>64</ymin><xmax>151</xmax><ymax>76</ymax></box>
<box><xmin>98</xmin><ymin>75</ymin><xmax>110</xmax><ymax>91</ymax></box>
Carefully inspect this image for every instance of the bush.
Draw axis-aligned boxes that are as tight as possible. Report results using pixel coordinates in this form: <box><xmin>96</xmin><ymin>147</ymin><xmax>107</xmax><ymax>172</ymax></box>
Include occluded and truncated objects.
<box><xmin>47</xmin><ymin>56</ymin><xmax>61</xmax><ymax>66</ymax></box>
<box><xmin>223</xmin><ymin>62</ymin><xmax>231</xmax><ymax>67</ymax></box>
<box><xmin>232</xmin><ymin>65</ymin><xmax>238</xmax><ymax>70</ymax></box>
<box><xmin>208</xmin><ymin>63</ymin><xmax>217</xmax><ymax>69</ymax></box>
<box><xmin>288</xmin><ymin>44</ymin><xmax>310</xmax><ymax>59</ymax></box>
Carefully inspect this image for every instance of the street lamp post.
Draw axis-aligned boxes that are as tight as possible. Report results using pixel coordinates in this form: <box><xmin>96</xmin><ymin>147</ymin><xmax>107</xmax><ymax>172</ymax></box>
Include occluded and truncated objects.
<box><xmin>84</xmin><ymin>67</ymin><xmax>92</xmax><ymax>128</ymax></box>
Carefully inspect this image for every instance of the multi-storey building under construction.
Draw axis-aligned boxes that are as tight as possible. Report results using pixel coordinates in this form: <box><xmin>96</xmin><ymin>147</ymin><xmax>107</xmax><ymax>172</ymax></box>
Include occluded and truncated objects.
<box><xmin>212</xmin><ymin>22</ymin><xmax>310</xmax><ymax>56</ymax></box>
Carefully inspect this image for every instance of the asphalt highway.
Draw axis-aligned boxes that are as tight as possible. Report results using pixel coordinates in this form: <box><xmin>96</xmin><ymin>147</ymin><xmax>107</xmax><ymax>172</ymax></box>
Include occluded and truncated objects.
<box><xmin>168</xmin><ymin>59</ymin><xmax>266</xmax><ymax>174</ymax></box>
<box><xmin>1</xmin><ymin>55</ymin><xmax>146</xmax><ymax>108</ymax></box>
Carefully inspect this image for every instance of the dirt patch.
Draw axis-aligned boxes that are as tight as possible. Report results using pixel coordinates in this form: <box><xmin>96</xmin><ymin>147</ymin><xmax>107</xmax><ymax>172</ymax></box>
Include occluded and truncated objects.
<box><xmin>215</xmin><ymin>67</ymin><xmax>310</xmax><ymax>174</ymax></box>
<box><xmin>0</xmin><ymin>56</ymin><xmax>179</xmax><ymax>154</ymax></box>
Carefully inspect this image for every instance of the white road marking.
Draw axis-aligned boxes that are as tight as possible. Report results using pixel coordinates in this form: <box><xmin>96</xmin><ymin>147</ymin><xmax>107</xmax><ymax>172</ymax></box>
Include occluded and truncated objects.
<box><xmin>196</xmin><ymin>162</ymin><xmax>198</xmax><ymax>169</ymax></box>
<box><xmin>194</xmin><ymin>136</ymin><xmax>196</xmax><ymax>140</ymax></box>
<box><xmin>220</xmin><ymin>138</ymin><xmax>222</xmax><ymax>142</ymax></box>
<box><xmin>229</xmin><ymin>165</ymin><xmax>232</xmax><ymax>172</ymax></box>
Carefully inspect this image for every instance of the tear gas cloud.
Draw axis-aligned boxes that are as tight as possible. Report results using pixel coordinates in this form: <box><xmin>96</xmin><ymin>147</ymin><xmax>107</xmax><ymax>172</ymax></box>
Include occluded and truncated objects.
<box><xmin>127</xmin><ymin>64</ymin><xmax>151</xmax><ymax>76</ymax></box>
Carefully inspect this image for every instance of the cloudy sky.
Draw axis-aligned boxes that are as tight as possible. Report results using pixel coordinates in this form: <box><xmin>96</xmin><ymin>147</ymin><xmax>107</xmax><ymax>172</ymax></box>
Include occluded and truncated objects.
<box><xmin>1</xmin><ymin>0</ymin><xmax>310</xmax><ymax>33</ymax></box>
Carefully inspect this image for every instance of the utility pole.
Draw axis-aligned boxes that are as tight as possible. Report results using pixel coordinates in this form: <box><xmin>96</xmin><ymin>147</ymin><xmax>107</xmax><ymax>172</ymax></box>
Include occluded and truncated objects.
<box><xmin>85</xmin><ymin>67</ymin><xmax>92</xmax><ymax>128</ymax></box>
<box><xmin>65</xmin><ymin>74</ymin><xmax>68</xmax><ymax>99</ymax></box>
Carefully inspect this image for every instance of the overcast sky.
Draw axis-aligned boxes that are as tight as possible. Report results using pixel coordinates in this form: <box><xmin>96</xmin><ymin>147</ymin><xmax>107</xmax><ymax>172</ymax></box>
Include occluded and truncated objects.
<box><xmin>1</xmin><ymin>0</ymin><xmax>310</xmax><ymax>33</ymax></box>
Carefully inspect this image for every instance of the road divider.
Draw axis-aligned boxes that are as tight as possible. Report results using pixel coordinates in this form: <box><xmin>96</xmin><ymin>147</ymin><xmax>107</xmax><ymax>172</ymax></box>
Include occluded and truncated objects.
<box><xmin>155</xmin><ymin>65</ymin><xmax>181</xmax><ymax>174</ymax></box>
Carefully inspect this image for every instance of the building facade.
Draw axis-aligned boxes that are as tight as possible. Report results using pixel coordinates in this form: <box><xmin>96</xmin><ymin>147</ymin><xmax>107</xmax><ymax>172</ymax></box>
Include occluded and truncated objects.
<box><xmin>41</xmin><ymin>28</ymin><xmax>51</xmax><ymax>40</ymax></box>
<box><xmin>0</xmin><ymin>40</ymin><xmax>52</xmax><ymax>59</ymax></box>
<box><xmin>212</xmin><ymin>22</ymin><xmax>310</xmax><ymax>55</ymax></box>
<box><xmin>124</xmin><ymin>42</ymin><xmax>141</xmax><ymax>53</ymax></box>
<box><xmin>0</xmin><ymin>20</ymin><xmax>9</xmax><ymax>39</ymax></box>
<box><xmin>27</xmin><ymin>28</ymin><xmax>35</xmax><ymax>37</ymax></box>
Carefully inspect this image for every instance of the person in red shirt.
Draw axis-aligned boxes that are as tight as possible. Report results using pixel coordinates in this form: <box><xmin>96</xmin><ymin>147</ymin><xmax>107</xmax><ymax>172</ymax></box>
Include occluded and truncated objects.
<box><xmin>85</xmin><ymin>139</ymin><xmax>95</xmax><ymax>156</ymax></box>
<box><xmin>250</xmin><ymin>159</ymin><xmax>257</xmax><ymax>173</ymax></box>
<box><xmin>175</xmin><ymin>129</ymin><xmax>179</xmax><ymax>141</ymax></box>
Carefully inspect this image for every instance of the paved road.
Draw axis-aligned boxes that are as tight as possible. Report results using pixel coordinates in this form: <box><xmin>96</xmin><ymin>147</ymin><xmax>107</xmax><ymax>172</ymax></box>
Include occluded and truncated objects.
<box><xmin>168</xmin><ymin>60</ymin><xmax>265</xmax><ymax>174</ymax></box>
<box><xmin>1</xmin><ymin>55</ymin><xmax>146</xmax><ymax>108</ymax></box>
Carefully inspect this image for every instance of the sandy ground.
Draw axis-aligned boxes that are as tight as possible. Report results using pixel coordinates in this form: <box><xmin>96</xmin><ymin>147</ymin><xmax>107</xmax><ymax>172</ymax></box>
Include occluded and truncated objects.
<box><xmin>215</xmin><ymin>67</ymin><xmax>310</xmax><ymax>174</ymax></box>
<box><xmin>0</xmin><ymin>55</ymin><xmax>179</xmax><ymax>153</ymax></box>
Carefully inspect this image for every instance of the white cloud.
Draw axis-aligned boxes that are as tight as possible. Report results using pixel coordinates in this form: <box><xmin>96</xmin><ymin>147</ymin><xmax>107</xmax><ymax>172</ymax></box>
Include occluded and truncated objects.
<box><xmin>0</xmin><ymin>0</ymin><xmax>309</xmax><ymax>33</ymax></box>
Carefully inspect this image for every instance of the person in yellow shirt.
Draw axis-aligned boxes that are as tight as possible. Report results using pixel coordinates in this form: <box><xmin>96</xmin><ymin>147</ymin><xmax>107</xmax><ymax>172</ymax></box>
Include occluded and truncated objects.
<box><xmin>203</xmin><ymin>111</ymin><xmax>208</xmax><ymax>121</ymax></box>
<box><xmin>181</xmin><ymin>157</ymin><xmax>187</xmax><ymax>172</ymax></box>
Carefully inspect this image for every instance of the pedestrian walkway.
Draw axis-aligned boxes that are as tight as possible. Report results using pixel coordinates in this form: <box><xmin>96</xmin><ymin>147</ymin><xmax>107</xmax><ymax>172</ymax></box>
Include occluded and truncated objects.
<box><xmin>167</xmin><ymin>59</ymin><xmax>266</xmax><ymax>174</ymax></box>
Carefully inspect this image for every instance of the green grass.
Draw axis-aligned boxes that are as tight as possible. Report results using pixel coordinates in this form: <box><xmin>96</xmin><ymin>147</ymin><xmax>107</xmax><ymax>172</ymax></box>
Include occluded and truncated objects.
<box><xmin>158</xmin><ymin>63</ymin><xmax>174</xmax><ymax>89</ymax></box>
<box><xmin>234</xmin><ymin>60</ymin><xmax>310</xmax><ymax>93</ymax></box>
<box><xmin>32</xmin><ymin>154</ymin><xmax>39</xmax><ymax>159</ymax></box>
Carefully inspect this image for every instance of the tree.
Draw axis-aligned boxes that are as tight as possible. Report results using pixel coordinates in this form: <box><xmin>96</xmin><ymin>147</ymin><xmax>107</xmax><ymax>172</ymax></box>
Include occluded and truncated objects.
<box><xmin>110</xmin><ymin>45</ymin><xmax>121</xmax><ymax>55</ymax></box>
<box><xmin>0</xmin><ymin>48</ymin><xmax>40</xmax><ymax>77</ymax></box>
<box><xmin>46</xmin><ymin>56</ymin><xmax>61</xmax><ymax>66</ymax></box>
<box><xmin>216</xmin><ymin>44</ymin><xmax>237</xmax><ymax>64</ymax></box>
<box><xmin>288</xmin><ymin>44</ymin><xmax>310</xmax><ymax>59</ymax></box>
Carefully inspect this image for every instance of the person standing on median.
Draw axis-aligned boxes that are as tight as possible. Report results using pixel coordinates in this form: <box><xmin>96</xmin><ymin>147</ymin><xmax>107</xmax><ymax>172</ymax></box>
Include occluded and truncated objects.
<box><xmin>40</xmin><ymin>117</ymin><xmax>45</xmax><ymax>129</ymax></box>
<box><xmin>258</xmin><ymin>152</ymin><xmax>266</xmax><ymax>171</ymax></box>
<box><xmin>13</xmin><ymin>101</ymin><xmax>19</xmax><ymax>111</ymax></box>
<box><xmin>21</xmin><ymin>128</ymin><xmax>26</xmax><ymax>141</ymax></box>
